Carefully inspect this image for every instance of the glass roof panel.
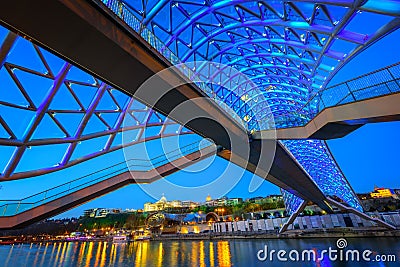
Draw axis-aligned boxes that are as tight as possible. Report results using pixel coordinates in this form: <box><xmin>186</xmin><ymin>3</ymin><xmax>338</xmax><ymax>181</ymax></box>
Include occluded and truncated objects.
<box><xmin>123</xmin><ymin>0</ymin><xmax>398</xmax><ymax>129</ymax></box>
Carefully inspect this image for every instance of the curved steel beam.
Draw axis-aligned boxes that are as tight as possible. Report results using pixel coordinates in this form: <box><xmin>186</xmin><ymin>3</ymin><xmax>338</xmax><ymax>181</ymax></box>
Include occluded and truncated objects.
<box><xmin>208</xmin><ymin>62</ymin><xmax>313</xmax><ymax>83</ymax></box>
<box><xmin>310</xmin><ymin>0</ymin><xmax>367</xmax><ymax>78</ymax></box>
<box><xmin>158</xmin><ymin>0</ymin><xmax>369</xmax><ymax>48</ymax></box>
<box><xmin>203</xmin><ymin>37</ymin><xmax>341</xmax><ymax>63</ymax></box>
<box><xmin>0</xmin><ymin>34</ymin><xmax>195</xmax><ymax>180</ymax></box>
<box><xmin>3</xmin><ymin>63</ymin><xmax>72</xmax><ymax>178</ymax></box>
<box><xmin>218</xmin><ymin>52</ymin><xmax>318</xmax><ymax>69</ymax></box>
<box><xmin>183</xmin><ymin>33</ymin><xmax>330</xmax><ymax>62</ymax></box>
<box><xmin>216</xmin><ymin>82</ymin><xmax>307</xmax><ymax>103</ymax></box>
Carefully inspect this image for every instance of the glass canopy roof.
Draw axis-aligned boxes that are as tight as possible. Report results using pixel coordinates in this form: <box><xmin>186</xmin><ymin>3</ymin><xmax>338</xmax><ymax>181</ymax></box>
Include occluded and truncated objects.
<box><xmin>123</xmin><ymin>0</ymin><xmax>399</xmax><ymax>130</ymax></box>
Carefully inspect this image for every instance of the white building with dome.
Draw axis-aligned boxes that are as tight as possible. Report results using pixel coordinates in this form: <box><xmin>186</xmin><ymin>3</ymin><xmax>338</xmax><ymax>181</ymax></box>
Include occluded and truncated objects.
<box><xmin>143</xmin><ymin>194</ymin><xmax>199</xmax><ymax>212</ymax></box>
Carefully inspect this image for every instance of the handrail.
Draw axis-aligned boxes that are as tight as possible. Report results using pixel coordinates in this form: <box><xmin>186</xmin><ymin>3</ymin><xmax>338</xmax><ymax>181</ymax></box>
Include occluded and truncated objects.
<box><xmin>313</xmin><ymin>61</ymin><xmax>400</xmax><ymax>110</ymax></box>
<box><xmin>273</xmin><ymin>62</ymin><xmax>400</xmax><ymax>129</ymax></box>
<box><xmin>0</xmin><ymin>139</ymin><xmax>212</xmax><ymax>217</ymax></box>
<box><xmin>327</xmin><ymin>61</ymin><xmax>400</xmax><ymax>86</ymax></box>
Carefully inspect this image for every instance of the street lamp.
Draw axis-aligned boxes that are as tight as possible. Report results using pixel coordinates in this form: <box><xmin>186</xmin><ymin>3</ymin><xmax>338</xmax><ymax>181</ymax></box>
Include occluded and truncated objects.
<box><xmin>215</xmin><ymin>208</ymin><xmax>226</xmax><ymax>221</ymax></box>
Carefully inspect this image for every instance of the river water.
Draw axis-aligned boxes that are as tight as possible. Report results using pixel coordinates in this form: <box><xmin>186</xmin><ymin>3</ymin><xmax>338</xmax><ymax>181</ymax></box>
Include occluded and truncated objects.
<box><xmin>0</xmin><ymin>237</ymin><xmax>399</xmax><ymax>266</ymax></box>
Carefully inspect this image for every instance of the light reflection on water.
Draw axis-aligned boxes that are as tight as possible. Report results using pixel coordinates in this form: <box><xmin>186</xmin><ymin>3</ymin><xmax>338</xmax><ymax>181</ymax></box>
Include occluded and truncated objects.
<box><xmin>0</xmin><ymin>238</ymin><xmax>398</xmax><ymax>267</ymax></box>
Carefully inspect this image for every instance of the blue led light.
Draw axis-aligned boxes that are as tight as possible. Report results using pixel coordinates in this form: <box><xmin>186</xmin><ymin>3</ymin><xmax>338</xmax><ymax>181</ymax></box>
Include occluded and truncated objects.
<box><xmin>281</xmin><ymin>139</ymin><xmax>363</xmax><ymax>212</ymax></box>
<box><xmin>281</xmin><ymin>189</ymin><xmax>305</xmax><ymax>215</ymax></box>
<box><xmin>121</xmin><ymin>0</ymin><xmax>398</xmax><ymax>130</ymax></box>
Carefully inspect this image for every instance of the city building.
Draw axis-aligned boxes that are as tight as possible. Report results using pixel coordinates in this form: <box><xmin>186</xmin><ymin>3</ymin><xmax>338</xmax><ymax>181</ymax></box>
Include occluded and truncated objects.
<box><xmin>203</xmin><ymin>196</ymin><xmax>243</xmax><ymax>207</ymax></box>
<box><xmin>181</xmin><ymin>200</ymin><xmax>199</xmax><ymax>209</ymax></box>
<box><xmin>370</xmin><ymin>186</ymin><xmax>395</xmax><ymax>199</ymax></box>
<box><xmin>246</xmin><ymin>195</ymin><xmax>283</xmax><ymax>204</ymax></box>
<box><xmin>247</xmin><ymin>197</ymin><xmax>264</xmax><ymax>203</ymax></box>
<box><xmin>267</xmin><ymin>195</ymin><xmax>284</xmax><ymax>202</ymax></box>
<box><xmin>83</xmin><ymin>209</ymin><xmax>94</xmax><ymax>218</ymax></box>
<box><xmin>226</xmin><ymin>198</ymin><xmax>243</xmax><ymax>206</ymax></box>
<box><xmin>358</xmin><ymin>186</ymin><xmax>400</xmax><ymax>200</ymax></box>
<box><xmin>84</xmin><ymin>208</ymin><xmax>122</xmax><ymax>218</ymax></box>
<box><xmin>143</xmin><ymin>195</ymin><xmax>199</xmax><ymax>212</ymax></box>
<box><xmin>214</xmin><ymin>197</ymin><xmax>229</xmax><ymax>207</ymax></box>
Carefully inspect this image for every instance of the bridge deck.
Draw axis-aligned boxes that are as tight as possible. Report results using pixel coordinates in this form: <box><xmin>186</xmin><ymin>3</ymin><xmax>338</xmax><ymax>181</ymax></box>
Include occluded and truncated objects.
<box><xmin>0</xmin><ymin>146</ymin><xmax>215</xmax><ymax>229</ymax></box>
<box><xmin>254</xmin><ymin>93</ymin><xmax>400</xmax><ymax>140</ymax></box>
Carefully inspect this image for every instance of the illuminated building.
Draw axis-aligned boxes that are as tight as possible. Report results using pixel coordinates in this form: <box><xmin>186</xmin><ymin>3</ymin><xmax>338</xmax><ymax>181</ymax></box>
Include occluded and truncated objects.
<box><xmin>84</xmin><ymin>208</ymin><xmax>122</xmax><ymax>218</ymax></box>
<box><xmin>370</xmin><ymin>186</ymin><xmax>395</xmax><ymax>199</ymax></box>
<box><xmin>226</xmin><ymin>198</ymin><xmax>243</xmax><ymax>206</ymax></box>
<box><xmin>204</xmin><ymin>196</ymin><xmax>242</xmax><ymax>207</ymax></box>
<box><xmin>143</xmin><ymin>195</ymin><xmax>199</xmax><ymax>212</ymax></box>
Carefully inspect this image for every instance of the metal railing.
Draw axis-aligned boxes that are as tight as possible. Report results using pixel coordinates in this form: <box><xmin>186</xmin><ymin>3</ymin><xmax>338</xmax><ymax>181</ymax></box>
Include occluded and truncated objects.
<box><xmin>0</xmin><ymin>140</ymin><xmax>212</xmax><ymax>217</ymax></box>
<box><xmin>274</xmin><ymin>62</ymin><xmax>400</xmax><ymax>128</ymax></box>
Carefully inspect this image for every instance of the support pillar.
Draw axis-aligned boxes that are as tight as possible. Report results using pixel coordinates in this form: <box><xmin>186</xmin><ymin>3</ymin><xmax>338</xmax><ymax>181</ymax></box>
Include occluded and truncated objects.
<box><xmin>326</xmin><ymin>197</ymin><xmax>396</xmax><ymax>230</ymax></box>
<box><xmin>279</xmin><ymin>200</ymin><xmax>307</xmax><ymax>233</ymax></box>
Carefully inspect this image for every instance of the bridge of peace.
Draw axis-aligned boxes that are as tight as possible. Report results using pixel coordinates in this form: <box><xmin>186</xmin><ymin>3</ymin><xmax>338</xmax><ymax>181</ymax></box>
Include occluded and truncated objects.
<box><xmin>0</xmin><ymin>0</ymin><xmax>399</xmax><ymax>232</ymax></box>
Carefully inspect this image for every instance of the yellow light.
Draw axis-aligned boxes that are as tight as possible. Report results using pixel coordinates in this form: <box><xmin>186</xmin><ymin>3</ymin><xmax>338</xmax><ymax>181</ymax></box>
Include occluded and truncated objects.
<box><xmin>217</xmin><ymin>241</ymin><xmax>232</xmax><ymax>267</ymax></box>
<box><xmin>193</xmin><ymin>226</ymin><xmax>200</xmax><ymax>234</ymax></box>
<box><xmin>157</xmin><ymin>243</ymin><xmax>163</xmax><ymax>267</ymax></box>
<box><xmin>241</xmin><ymin>94</ymin><xmax>249</xmax><ymax>101</ymax></box>
<box><xmin>209</xmin><ymin>242</ymin><xmax>215</xmax><ymax>267</ymax></box>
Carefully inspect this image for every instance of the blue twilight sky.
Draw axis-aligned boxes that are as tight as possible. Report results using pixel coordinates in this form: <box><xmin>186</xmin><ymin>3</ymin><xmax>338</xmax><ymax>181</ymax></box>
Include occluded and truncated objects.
<box><xmin>0</xmin><ymin>18</ymin><xmax>399</xmax><ymax>219</ymax></box>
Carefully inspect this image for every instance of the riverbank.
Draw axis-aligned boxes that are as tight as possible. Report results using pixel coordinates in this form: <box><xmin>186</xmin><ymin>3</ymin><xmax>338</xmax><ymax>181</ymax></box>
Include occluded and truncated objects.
<box><xmin>152</xmin><ymin>227</ymin><xmax>400</xmax><ymax>241</ymax></box>
<box><xmin>2</xmin><ymin>227</ymin><xmax>399</xmax><ymax>245</ymax></box>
